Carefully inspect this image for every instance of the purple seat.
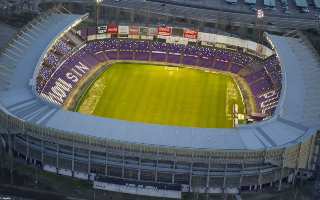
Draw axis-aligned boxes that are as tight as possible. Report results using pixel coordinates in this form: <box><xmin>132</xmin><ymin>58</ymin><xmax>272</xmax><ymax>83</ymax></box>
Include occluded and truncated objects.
<box><xmin>245</xmin><ymin>69</ymin><xmax>266</xmax><ymax>84</ymax></box>
<box><xmin>151</xmin><ymin>52</ymin><xmax>166</xmax><ymax>62</ymax></box>
<box><xmin>214</xmin><ymin>60</ymin><xmax>229</xmax><ymax>71</ymax></box>
<box><xmin>182</xmin><ymin>55</ymin><xmax>198</xmax><ymax>66</ymax></box>
<box><xmin>119</xmin><ymin>51</ymin><xmax>134</xmax><ymax>60</ymax></box>
<box><xmin>135</xmin><ymin>52</ymin><xmax>150</xmax><ymax>61</ymax></box>
<box><xmin>167</xmin><ymin>53</ymin><xmax>181</xmax><ymax>64</ymax></box>
<box><xmin>105</xmin><ymin>50</ymin><xmax>118</xmax><ymax>60</ymax></box>
<box><xmin>94</xmin><ymin>52</ymin><xmax>108</xmax><ymax>62</ymax></box>
<box><xmin>80</xmin><ymin>54</ymin><xmax>99</xmax><ymax>67</ymax></box>
<box><xmin>167</xmin><ymin>43</ymin><xmax>185</xmax><ymax>54</ymax></box>
<box><xmin>198</xmin><ymin>57</ymin><xmax>213</xmax><ymax>68</ymax></box>
<box><xmin>230</xmin><ymin>63</ymin><xmax>243</xmax><ymax>73</ymax></box>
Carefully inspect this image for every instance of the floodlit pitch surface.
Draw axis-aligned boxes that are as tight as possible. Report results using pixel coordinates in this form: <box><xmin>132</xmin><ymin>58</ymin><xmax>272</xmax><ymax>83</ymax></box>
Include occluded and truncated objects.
<box><xmin>77</xmin><ymin>63</ymin><xmax>245</xmax><ymax>128</ymax></box>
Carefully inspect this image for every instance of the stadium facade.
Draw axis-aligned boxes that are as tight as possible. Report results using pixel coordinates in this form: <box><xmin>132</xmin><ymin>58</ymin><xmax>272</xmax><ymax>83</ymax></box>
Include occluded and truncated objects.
<box><xmin>0</xmin><ymin>10</ymin><xmax>320</xmax><ymax>199</ymax></box>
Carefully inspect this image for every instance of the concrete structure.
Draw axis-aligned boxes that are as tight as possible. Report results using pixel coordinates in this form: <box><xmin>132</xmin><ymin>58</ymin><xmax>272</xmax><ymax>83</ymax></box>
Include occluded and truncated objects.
<box><xmin>0</xmin><ymin>11</ymin><xmax>320</xmax><ymax>198</ymax></box>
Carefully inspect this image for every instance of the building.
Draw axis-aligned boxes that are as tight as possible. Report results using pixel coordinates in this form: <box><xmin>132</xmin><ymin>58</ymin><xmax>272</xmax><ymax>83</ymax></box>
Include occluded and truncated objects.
<box><xmin>0</xmin><ymin>9</ymin><xmax>319</xmax><ymax>199</ymax></box>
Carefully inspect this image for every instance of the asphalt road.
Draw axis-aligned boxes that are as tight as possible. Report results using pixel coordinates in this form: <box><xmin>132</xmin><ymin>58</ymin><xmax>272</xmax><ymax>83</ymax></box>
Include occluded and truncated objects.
<box><xmin>101</xmin><ymin>0</ymin><xmax>317</xmax><ymax>29</ymax></box>
<box><xmin>44</xmin><ymin>0</ymin><xmax>319</xmax><ymax>30</ymax></box>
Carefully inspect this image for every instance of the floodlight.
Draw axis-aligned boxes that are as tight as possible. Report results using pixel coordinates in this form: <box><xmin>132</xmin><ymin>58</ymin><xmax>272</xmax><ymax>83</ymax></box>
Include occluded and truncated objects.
<box><xmin>257</xmin><ymin>9</ymin><xmax>264</xmax><ymax>19</ymax></box>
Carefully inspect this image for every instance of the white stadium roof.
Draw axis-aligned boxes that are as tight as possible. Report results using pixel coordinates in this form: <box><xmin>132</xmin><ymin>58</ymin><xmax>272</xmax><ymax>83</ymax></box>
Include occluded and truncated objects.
<box><xmin>0</xmin><ymin>13</ymin><xmax>319</xmax><ymax>150</ymax></box>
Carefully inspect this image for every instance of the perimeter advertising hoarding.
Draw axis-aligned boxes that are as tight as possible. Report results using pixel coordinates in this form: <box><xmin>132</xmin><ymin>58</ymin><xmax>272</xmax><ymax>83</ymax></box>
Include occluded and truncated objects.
<box><xmin>166</xmin><ymin>36</ymin><xmax>188</xmax><ymax>45</ymax></box>
<box><xmin>96</xmin><ymin>34</ymin><xmax>108</xmax><ymax>40</ymax></box>
<box><xmin>118</xmin><ymin>26</ymin><xmax>129</xmax><ymax>35</ymax></box>
<box><xmin>118</xmin><ymin>25</ymin><xmax>129</xmax><ymax>38</ymax></box>
<box><xmin>140</xmin><ymin>27</ymin><xmax>148</xmax><ymax>36</ymax></box>
<box><xmin>87</xmin><ymin>34</ymin><xmax>110</xmax><ymax>41</ymax></box>
<box><xmin>172</xmin><ymin>28</ymin><xmax>184</xmax><ymax>37</ymax></box>
<box><xmin>148</xmin><ymin>27</ymin><xmax>157</xmax><ymax>36</ymax></box>
<box><xmin>198</xmin><ymin>32</ymin><xmax>211</xmax><ymax>42</ymax></box>
<box><xmin>107</xmin><ymin>24</ymin><xmax>118</xmax><ymax>34</ymax></box>
<box><xmin>158</xmin><ymin>26</ymin><xmax>172</xmax><ymax>36</ymax></box>
<box><xmin>129</xmin><ymin>26</ymin><xmax>140</xmax><ymax>35</ymax></box>
<box><xmin>97</xmin><ymin>26</ymin><xmax>107</xmax><ymax>34</ymax></box>
<box><xmin>140</xmin><ymin>27</ymin><xmax>153</xmax><ymax>39</ymax></box>
<box><xmin>183</xmin><ymin>29</ymin><xmax>198</xmax><ymax>39</ymax></box>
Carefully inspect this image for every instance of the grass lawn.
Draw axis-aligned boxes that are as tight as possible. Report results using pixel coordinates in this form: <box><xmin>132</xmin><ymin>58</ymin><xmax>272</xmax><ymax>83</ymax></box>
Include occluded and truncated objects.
<box><xmin>77</xmin><ymin>63</ymin><xmax>245</xmax><ymax>128</ymax></box>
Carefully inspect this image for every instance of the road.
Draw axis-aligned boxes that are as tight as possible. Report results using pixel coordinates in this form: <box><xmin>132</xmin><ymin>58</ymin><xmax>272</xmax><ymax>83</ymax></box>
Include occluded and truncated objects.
<box><xmin>55</xmin><ymin>0</ymin><xmax>318</xmax><ymax>29</ymax></box>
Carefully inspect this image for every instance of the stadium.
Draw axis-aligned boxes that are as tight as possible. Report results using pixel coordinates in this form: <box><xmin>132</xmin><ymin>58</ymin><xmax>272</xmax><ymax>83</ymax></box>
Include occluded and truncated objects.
<box><xmin>0</xmin><ymin>6</ymin><xmax>320</xmax><ymax>199</ymax></box>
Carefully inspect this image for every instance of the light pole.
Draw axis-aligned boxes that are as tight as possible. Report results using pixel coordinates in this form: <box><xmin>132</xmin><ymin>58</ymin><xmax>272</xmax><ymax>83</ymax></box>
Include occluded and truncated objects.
<box><xmin>96</xmin><ymin>0</ymin><xmax>103</xmax><ymax>29</ymax></box>
<box><xmin>256</xmin><ymin>9</ymin><xmax>264</xmax><ymax>43</ymax></box>
<box><xmin>96</xmin><ymin>0</ymin><xmax>103</xmax><ymax>40</ymax></box>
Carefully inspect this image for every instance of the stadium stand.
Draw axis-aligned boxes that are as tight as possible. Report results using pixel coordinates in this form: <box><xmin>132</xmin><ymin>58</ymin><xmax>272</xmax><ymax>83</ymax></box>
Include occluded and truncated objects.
<box><xmin>1</xmin><ymin>12</ymin><xmax>320</xmax><ymax>198</ymax></box>
<box><xmin>35</xmin><ymin>37</ymin><xmax>281</xmax><ymax>117</ymax></box>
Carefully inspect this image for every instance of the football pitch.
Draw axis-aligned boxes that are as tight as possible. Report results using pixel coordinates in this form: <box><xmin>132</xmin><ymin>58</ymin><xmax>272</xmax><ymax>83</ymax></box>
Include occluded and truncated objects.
<box><xmin>76</xmin><ymin>63</ymin><xmax>245</xmax><ymax>128</ymax></box>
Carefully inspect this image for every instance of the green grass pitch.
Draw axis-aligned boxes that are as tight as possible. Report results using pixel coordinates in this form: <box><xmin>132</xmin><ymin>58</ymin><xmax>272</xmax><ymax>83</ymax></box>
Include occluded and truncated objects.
<box><xmin>76</xmin><ymin>63</ymin><xmax>245</xmax><ymax>128</ymax></box>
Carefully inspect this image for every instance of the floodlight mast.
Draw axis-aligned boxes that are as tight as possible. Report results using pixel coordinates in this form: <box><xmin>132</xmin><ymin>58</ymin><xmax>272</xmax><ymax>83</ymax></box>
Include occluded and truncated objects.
<box><xmin>257</xmin><ymin>9</ymin><xmax>264</xmax><ymax>19</ymax></box>
<box><xmin>256</xmin><ymin>9</ymin><xmax>264</xmax><ymax>43</ymax></box>
<box><xmin>96</xmin><ymin>0</ymin><xmax>103</xmax><ymax>32</ymax></box>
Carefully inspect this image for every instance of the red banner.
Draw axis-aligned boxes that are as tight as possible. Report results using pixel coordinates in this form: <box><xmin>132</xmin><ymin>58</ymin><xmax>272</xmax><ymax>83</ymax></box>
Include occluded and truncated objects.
<box><xmin>129</xmin><ymin>26</ymin><xmax>140</xmax><ymax>35</ymax></box>
<box><xmin>183</xmin><ymin>29</ymin><xmax>198</xmax><ymax>39</ymax></box>
<box><xmin>158</xmin><ymin>26</ymin><xmax>172</xmax><ymax>36</ymax></box>
<box><xmin>107</xmin><ymin>24</ymin><xmax>118</xmax><ymax>34</ymax></box>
